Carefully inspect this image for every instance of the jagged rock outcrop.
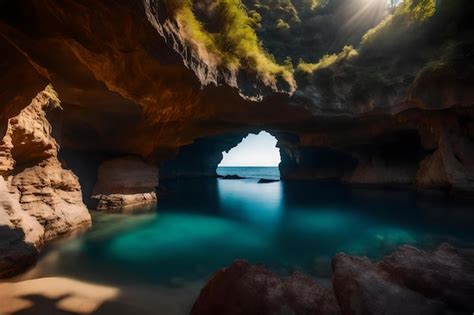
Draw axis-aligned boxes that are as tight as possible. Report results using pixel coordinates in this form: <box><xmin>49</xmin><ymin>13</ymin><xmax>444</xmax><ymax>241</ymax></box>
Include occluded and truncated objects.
<box><xmin>191</xmin><ymin>260</ymin><xmax>340</xmax><ymax>315</ymax></box>
<box><xmin>193</xmin><ymin>244</ymin><xmax>474</xmax><ymax>315</ymax></box>
<box><xmin>332</xmin><ymin>244</ymin><xmax>474</xmax><ymax>314</ymax></box>
<box><xmin>91</xmin><ymin>156</ymin><xmax>159</xmax><ymax>211</ymax></box>
<box><xmin>416</xmin><ymin>129</ymin><xmax>474</xmax><ymax>193</ymax></box>
<box><xmin>0</xmin><ymin>87</ymin><xmax>91</xmax><ymax>277</ymax></box>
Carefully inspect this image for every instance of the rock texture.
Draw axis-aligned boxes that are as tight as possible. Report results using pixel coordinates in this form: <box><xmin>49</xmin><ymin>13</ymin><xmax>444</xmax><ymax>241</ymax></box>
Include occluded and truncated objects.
<box><xmin>91</xmin><ymin>156</ymin><xmax>159</xmax><ymax>211</ymax></box>
<box><xmin>160</xmin><ymin>133</ymin><xmax>248</xmax><ymax>179</ymax></box>
<box><xmin>0</xmin><ymin>0</ymin><xmax>472</xmax><ymax>194</ymax></box>
<box><xmin>191</xmin><ymin>260</ymin><xmax>340</xmax><ymax>315</ymax></box>
<box><xmin>0</xmin><ymin>87</ymin><xmax>91</xmax><ymax>278</ymax></box>
<box><xmin>193</xmin><ymin>244</ymin><xmax>474</xmax><ymax>315</ymax></box>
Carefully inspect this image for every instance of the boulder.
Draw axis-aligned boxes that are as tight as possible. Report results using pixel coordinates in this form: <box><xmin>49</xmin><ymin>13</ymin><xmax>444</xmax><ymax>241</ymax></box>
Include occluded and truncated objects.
<box><xmin>379</xmin><ymin>244</ymin><xmax>474</xmax><ymax>312</ymax></box>
<box><xmin>331</xmin><ymin>253</ymin><xmax>446</xmax><ymax>315</ymax></box>
<box><xmin>332</xmin><ymin>244</ymin><xmax>474</xmax><ymax>315</ymax></box>
<box><xmin>191</xmin><ymin>260</ymin><xmax>340</xmax><ymax>315</ymax></box>
<box><xmin>91</xmin><ymin>156</ymin><xmax>159</xmax><ymax>211</ymax></box>
<box><xmin>194</xmin><ymin>244</ymin><xmax>474</xmax><ymax>315</ymax></box>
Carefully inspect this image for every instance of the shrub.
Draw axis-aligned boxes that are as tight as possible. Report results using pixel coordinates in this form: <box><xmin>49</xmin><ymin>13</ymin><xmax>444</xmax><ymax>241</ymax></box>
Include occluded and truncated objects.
<box><xmin>297</xmin><ymin>45</ymin><xmax>358</xmax><ymax>73</ymax></box>
<box><xmin>164</xmin><ymin>0</ymin><xmax>295</xmax><ymax>90</ymax></box>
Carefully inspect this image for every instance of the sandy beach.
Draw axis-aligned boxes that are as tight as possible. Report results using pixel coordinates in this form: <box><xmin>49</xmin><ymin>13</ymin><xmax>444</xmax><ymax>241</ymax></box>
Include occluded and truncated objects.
<box><xmin>0</xmin><ymin>276</ymin><xmax>204</xmax><ymax>315</ymax></box>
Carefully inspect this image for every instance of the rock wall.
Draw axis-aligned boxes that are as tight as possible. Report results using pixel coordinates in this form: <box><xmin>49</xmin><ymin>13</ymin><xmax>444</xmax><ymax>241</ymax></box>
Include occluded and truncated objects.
<box><xmin>277</xmin><ymin>109</ymin><xmax>474</xmax><ymax>193</ymax></box>
<box><xmin>0</xmin><ymin>0</ymin><xmax>472</xmax><ymax>195</ymax></box>
<box><xmin>0</xmin><ymin>87</ymin><xmax>91</xmax><ymax>277</ymax></box>
<box><xmin>160</xmin><ymin>133</ymin><xmax>248</xmax><ymax>179</ymax></box>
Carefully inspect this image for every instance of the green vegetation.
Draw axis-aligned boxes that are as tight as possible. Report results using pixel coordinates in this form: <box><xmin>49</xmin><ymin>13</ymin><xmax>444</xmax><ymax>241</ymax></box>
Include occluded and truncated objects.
<box><xmin>164</xmin><ymin>0</ymin><xmax>294</xmax><ymax>89</ymax></box>
<box><xmin>306</xmin><ymin>0</ymin><xmax>328</xmax><ymax>10</ymax></box>
<box><xmin>396</xmin><ymin>0</ymin><xmax>436</xmax><ymax>21</ymax></box>
<box><xmin>44</xmin><ymin>84</ymin><xmax>62</xmax><ymax>110</ymax></box>
<box><xmin>297</xmin><ymin>45</ymin><xmax>358</xmax><ymax>73</ymax></box>
<box><xmin>276</xmin><ymin>18</ymin><xmax>290</xmax><ymax>30</ymax></box>
<box><xmin>362</xmin><ymin>0</ymin><xmax>436</xmax><ymax>44</ymax></box>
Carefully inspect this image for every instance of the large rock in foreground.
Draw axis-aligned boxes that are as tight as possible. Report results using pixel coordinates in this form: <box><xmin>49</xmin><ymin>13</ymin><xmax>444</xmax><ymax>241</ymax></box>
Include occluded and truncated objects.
<box><xmin>191</xmin><ymin>260</ymin><xmax>340</xmax><ymax>315</ymax></box>
<box><xmin>91</xmin><ymin>156</ymin><xmax>159</xmax><ymax>211</ymax></box>
<box><xmin>332</xmin><ymin>243</ymin><xmax>474</xmax><ymax>314</ymax></box>
<box><xmin>193</xmin><ymin>244</ymin><xmax>474</xmax><ymax>315</ymax></box>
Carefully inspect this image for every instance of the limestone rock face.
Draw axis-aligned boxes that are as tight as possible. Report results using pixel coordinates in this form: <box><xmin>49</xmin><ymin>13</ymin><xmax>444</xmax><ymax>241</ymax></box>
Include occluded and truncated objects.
<box><xmin>0</xmin><ymin>87</ymin><xmax>91</xmax><ymax>277</ymax></box>
<box><xmin>91</xmin><ymin>156</ymin><xmax>159</xmax><ymax>211</ymax></box>
<box><xmin>191</xmin><ymin>260</ymin><xmax>340</xmax><ymax>315</ymax></box>
<box><xmin>0</xmin><ymin>177</ymin><xmax>40</xmax><ymax>278</ymax></box>
<box><xmin>0</xmin><ymin>1</ymin><xmax>472</xmax><ymax>193</ymax></box>
<box><xmin>416</xmin><ymin>130</ymin><xmax>474</xmax><ymax>193</ymax></box>
<box><xmin>10</xmin><ymin>158</ymin><xmax>91</xmax><ymax>241</ymax></box>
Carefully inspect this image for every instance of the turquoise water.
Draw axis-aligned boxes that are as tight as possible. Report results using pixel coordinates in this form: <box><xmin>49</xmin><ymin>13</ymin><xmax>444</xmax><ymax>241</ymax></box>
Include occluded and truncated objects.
<box><xmin>30</xmin><ymin>167</ymin><xmax>474</xmax><ymax>289</ymax></box>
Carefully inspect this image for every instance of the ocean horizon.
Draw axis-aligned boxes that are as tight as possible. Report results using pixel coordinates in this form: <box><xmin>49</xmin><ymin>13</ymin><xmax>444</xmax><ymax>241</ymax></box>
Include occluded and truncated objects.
<box><xmin>217</xmin><ymin>166</ymin><xmax>280</xmax><ymax>180</ymax></box>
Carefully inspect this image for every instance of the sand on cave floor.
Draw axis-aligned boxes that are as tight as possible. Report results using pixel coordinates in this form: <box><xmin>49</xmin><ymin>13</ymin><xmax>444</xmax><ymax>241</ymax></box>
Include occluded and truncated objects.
<box><xmin>0</xmin><ymin>276</ymin><xmax>205</xmax><ymax>315</ymax></box>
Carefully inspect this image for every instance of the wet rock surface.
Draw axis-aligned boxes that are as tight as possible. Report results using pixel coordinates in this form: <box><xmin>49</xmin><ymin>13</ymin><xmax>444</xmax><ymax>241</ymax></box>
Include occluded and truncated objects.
<box><xmin>193</xmin><ymin>244</ymin><xmax>474</xmax><ymax>315</ymax></box>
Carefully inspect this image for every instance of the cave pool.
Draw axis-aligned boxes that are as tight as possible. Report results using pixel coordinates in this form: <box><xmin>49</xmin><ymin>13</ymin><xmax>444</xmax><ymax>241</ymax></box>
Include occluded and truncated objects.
<box><xmin>16</xmin><ymin>167</ymin><xmax>474</xmax><ymax>314</ymax></box>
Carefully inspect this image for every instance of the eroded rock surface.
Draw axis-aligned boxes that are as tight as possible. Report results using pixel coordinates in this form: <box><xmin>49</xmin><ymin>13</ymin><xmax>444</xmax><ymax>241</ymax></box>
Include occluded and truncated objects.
<box><xmin>193</xmin><ymin>244</ymin><xmax>474</xmax><ymax>315</ymax></box>
<box><xmin>91</xmin><ymin>156</ymin><xmax>159</xmax><ymax>211</ymax></box>
<box><xmin>0</xmin><ymin>87</ymin><xmax>91</xmax><ymax>277</ymax></box>
<box><xmin>0</xmin><ymin>0</ymin><xmax>472</xmax><ymax>194</ymax></box>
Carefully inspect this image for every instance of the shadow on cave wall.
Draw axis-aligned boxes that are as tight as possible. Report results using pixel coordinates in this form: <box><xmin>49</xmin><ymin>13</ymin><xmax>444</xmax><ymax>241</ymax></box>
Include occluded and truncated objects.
<box><xmin>0</xmin><ymin>225</ymin><xmax>38</xmax><ymax>279</ymax></box>
<box><xmin>159</xmin><ymin>132</ymin><xmax>250</xmax><ymax>179</ymax></box>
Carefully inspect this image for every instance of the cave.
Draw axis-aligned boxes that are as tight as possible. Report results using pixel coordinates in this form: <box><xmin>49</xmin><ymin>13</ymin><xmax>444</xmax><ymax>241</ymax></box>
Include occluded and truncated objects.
<box><xmin>1</xmin><ymin>0</ymin><xmax>474</xmax><ymax>314</ymax></box>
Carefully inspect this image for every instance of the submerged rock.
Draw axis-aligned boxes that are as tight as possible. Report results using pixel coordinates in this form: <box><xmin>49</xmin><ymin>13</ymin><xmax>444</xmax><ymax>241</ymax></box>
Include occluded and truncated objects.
<box><xmin>91</xmin><ymin>156</ymin><xmax>159</xmax><ymax>211</ymax></box>
<box><xmin>257</xmin><ymin>178</ymin><xmax>280</xmax><ymax>184</ymax></box>
<box><xmin>193</xmin><ymin>244</ymin><xmax>474</xmax><ymax>315</ymax></box>
<box><xmin>219</xmin><ymin>175</ymin><xmax>246</xmax><ymax>180</ymax></box>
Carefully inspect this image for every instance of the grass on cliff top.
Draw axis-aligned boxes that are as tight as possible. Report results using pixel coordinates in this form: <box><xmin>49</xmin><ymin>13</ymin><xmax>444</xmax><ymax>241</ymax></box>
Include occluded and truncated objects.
<box><xmin>164</xmin><ymin>0</ymin><xmax>295</xmax><ymax>90</ymax></box>
<box><xmin>44</xmin><ymin>84</ymin><xmax>62</xmax><ymax>110</ymax></box>
<box><xmin>297</xmin><ymin>45</ymin><xmax>358</xmax><ymax>74</ymax></box>
<box><xmin>361</xmin><ymin>0</ymin><xmax>436</xmax><ymax>44</ymax></box>
<box><xmin>296</xmin><ymin>0</ymin><xmax>436</xmax><ymax>74</ymax></box>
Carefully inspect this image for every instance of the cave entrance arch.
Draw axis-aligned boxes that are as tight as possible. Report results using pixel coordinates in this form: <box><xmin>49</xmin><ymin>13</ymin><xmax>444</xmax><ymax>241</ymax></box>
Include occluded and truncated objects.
<box><xmin>217</xmin><ymin>131</ymin><xmax>281</xmax><ymax>179</ymax></box>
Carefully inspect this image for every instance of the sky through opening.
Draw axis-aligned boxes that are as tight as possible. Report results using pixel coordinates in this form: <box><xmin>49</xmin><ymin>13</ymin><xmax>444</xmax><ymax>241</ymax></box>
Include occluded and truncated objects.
<box><xmin>218</xmin><ymin>131</ymin><xmax>281</xmax><ymax>167</ymax></box>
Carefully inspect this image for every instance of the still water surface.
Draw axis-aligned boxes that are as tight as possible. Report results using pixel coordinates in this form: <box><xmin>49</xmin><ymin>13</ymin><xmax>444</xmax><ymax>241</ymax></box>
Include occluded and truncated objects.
<box><xmin>18</xmin><ymin>167</ymin><xmax>474</xmax><ymax>311</ymax></box>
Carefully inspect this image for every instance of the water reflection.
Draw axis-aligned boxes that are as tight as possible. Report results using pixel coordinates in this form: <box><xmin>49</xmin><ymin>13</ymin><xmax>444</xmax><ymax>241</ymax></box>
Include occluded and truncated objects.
<box><xmin>19</xmin><ymin>178</ymin><xmax>474</xmax><ymax>291</ymax></box>
<box><xmin>217</xmin><ymin>179</ymin><xmax>283</xmax><ymax>231</ymax></box>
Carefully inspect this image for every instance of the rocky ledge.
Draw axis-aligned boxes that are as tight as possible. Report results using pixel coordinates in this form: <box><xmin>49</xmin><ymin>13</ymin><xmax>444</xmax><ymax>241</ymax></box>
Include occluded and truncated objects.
<box><xmin>192</xmin><ymin>244</ymin><xmax>474</xmax><ymax>315</ymax></box>
<box><xmin>91</xmin><ymin>156</ymin><xmax>159</xmax><ymax>212</ymax></box>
